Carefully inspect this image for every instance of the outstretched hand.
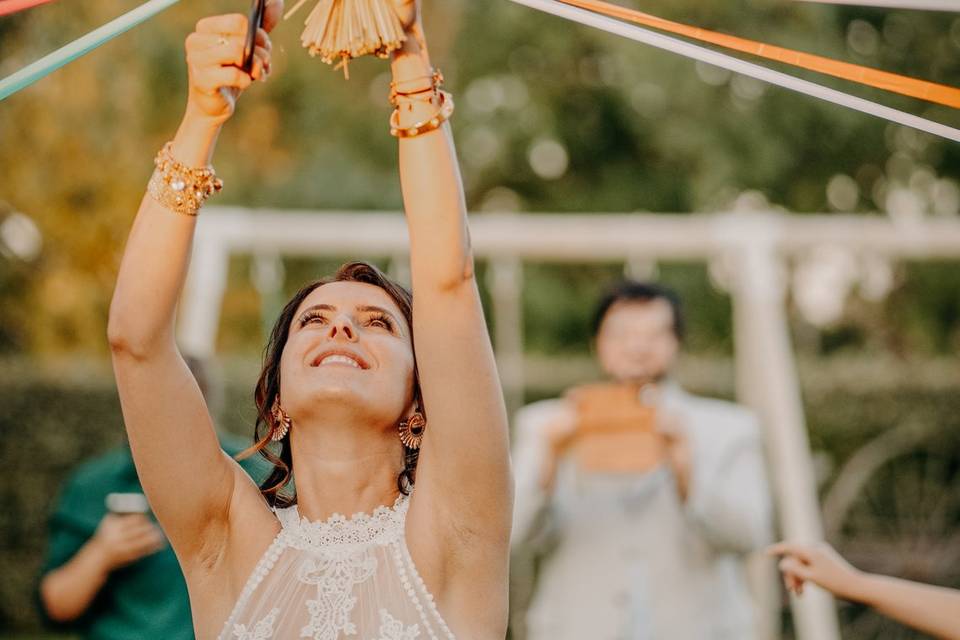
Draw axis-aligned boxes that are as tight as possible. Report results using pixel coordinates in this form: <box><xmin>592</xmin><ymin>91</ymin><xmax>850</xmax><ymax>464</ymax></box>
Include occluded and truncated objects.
<box><xmin>184</xmin><ymin>0</ymin><xmax>284</xmax><ymax>125</ymax></box>
<box><xmin>769</xmin><ymin>541</ymin><xmax>865</xmax><ymax>601</ymax></box>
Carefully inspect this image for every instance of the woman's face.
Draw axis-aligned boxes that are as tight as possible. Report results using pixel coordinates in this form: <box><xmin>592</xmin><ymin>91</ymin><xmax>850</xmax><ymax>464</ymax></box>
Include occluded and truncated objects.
<box><xmin>278</xmin><ymin>281</ymin><xmax>415</xmax><ymax>430</ymax></box>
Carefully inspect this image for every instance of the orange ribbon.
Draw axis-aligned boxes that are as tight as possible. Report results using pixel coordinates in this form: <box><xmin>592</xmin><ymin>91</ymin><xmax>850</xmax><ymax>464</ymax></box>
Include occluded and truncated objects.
<box><xmin>557</xmin><ymin>0</ymin><xmax>960</xmax><ymax>109</ymax></box>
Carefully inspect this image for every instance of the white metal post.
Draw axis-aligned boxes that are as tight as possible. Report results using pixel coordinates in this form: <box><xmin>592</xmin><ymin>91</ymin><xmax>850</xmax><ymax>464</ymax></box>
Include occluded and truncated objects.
<box><xmin>487</xmin><ymin>256</ymin><xmax>526</xmax><ymax>415</ymax></box>
<box><xmin>178</xmin><ymin>236</ymin><xmax>230</xmax><ymax>358</ymax></box>
<box><xmin>725</xmin><ymin>218</ymin><xmax>841</xmax><ymax>640</ymax></box>
<box><xmin>250</xmin><ymin>252</ymin><xmax>286</xmax><ymax>342</ymax></box>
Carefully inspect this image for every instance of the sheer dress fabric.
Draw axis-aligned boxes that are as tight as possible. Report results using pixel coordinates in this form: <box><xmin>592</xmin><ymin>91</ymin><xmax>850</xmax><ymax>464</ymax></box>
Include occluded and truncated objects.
<box><xmin>218</xmin><ymin>494</ymin><xmax>456</xmax><ymax>640</ymax></box>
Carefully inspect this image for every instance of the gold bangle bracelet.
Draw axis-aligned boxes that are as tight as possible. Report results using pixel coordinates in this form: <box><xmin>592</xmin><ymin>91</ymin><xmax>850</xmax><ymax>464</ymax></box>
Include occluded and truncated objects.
<box><xmin>390</xmin><ymin>69</ymin><xmax>444</xmax><ymax>92</ymax></box>
<box><xmin>389</xmin><ymin>90</ymin><xmax>455</xmax><ymax>138</ymax></box>
<box><xmin>389</xmin><ymin>68</ymin><xmax>444</xmax><ymax>107</ymax></box>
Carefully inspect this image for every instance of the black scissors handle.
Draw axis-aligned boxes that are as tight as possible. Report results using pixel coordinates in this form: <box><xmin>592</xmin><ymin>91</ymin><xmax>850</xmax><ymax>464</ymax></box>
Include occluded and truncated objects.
<box><xmin>242</xmin><ymin>0</ymin><xmax>267</xmax><ymax>74</ymax></box>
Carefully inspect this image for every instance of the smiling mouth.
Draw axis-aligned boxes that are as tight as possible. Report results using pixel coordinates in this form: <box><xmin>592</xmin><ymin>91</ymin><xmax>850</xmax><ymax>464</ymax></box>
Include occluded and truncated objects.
<box><xmin>310</xmin><ymin>352</ymin><xmax>368</xmax><ymax>370</ymax></box>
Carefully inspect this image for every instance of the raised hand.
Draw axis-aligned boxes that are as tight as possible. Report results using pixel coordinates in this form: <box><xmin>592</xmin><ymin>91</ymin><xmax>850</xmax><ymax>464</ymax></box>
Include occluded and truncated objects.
<box><xmin>391</xmin><ymin>0</ymin><xmax>420</xmax><ymax>34</ymax></box>
<box><xmin>183</xmin><ymin>5</ymin><xmax>279</xmax><ymax>125</ymax></box>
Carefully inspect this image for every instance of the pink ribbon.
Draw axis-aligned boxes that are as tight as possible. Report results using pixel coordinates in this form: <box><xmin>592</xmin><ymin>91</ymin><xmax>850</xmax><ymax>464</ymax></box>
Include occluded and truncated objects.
<box><xmin>0</xmin><ymin>0</ymin><xmax>59</xmax><ymax>18</ymax></box>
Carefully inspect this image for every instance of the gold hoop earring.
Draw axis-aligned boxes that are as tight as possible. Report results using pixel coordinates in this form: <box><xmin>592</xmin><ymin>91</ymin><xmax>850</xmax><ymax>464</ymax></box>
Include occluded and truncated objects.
<box><xmin>270</xmin><ymin>396</ymin><xmax>292</xmax><ymax>442</ymax></box>
<box><xmin>398</xmin><ymin>412</ymin><xmax>426</xmax><ymax>450</ymax></box>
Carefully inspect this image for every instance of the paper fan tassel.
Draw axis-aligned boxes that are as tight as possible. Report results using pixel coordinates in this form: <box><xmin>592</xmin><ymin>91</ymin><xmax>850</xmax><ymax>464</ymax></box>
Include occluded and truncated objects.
<box><xmin>286</xmin><ymin>0</ymin><xmax>407</xmax><ymax>77</ymax></box>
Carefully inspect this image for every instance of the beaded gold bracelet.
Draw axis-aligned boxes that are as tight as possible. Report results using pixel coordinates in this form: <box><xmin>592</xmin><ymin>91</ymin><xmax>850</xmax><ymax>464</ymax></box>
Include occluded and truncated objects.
<box><xmin>147</xmin><ymin>142</ymin><xmax>223</xmax><ymax>217</ymax></box>
<box><xmin>389</xmin><ymin>90</ymin><xmax>455</xmax><ymax>139</ymax></box>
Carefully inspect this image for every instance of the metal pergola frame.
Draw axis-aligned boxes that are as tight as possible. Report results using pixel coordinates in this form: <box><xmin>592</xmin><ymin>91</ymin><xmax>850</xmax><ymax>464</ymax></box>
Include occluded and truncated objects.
<box><xmin>179</xmin><ymin>208</ymin><xmax>960</xmax><ymax>640</ymax></box>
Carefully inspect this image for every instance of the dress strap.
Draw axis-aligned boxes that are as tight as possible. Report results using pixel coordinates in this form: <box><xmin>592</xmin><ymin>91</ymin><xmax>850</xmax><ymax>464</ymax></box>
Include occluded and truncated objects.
<box><xmin>273</xmin><ymin>504</ymin><xmax>300</xmax><ymax>530</ymax></box>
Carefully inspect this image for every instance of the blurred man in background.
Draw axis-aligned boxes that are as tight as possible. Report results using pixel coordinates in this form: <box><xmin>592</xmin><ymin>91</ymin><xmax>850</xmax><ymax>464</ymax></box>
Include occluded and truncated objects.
<box><xmin>37</xmin><ymin>356</ymin><xmax>265</xmax><ymax>639</ymax></box>
<box><xmin>511</xmin><ymin>281</ymin><xmax>773</xmax><ymax>640</ymax></box>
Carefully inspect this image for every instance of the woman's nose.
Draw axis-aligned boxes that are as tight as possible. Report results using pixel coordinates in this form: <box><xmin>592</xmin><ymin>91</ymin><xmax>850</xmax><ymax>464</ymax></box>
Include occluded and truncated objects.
<box><xmin>328</xmin><ymin>316</ymin><xmax>357</xmax><ymax>342</ymax></box>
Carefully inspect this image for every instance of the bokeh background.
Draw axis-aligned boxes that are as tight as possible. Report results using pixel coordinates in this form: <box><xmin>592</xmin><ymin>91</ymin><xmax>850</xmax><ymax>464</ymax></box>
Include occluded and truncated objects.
<box><xmin>1</xmin><ymin>0</ymin><xmax>959</xmax><ymax>638</ymax></box>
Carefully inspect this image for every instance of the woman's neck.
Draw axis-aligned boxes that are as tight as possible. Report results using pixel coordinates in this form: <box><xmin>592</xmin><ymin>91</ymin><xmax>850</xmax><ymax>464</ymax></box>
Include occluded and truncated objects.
<box><xmin>288</xmin><ymin>419</ymin><xmax>404</xmax><ymax>522</ymax></box>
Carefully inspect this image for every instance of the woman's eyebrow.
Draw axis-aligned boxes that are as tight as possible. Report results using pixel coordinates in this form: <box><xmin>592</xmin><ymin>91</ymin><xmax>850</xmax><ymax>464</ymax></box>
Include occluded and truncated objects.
<box><xmin>300</xmin><ymin>303</ymin><xmax>337</xmax><ymax>315</ymax></box>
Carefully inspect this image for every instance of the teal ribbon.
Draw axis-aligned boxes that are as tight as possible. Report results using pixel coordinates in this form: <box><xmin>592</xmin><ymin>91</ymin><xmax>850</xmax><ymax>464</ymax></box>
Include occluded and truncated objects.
<box><xmin>0</xmin><ymin>0</ymin><xmax>181</xmax><ymax>101</ymax></box>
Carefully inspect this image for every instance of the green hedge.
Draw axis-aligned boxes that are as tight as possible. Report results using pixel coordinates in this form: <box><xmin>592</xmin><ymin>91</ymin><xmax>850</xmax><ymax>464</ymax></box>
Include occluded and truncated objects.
<box><xmin>0</xmin><ymin>361</ymin><xmax>259</xmax><ymax>637</ymax></box>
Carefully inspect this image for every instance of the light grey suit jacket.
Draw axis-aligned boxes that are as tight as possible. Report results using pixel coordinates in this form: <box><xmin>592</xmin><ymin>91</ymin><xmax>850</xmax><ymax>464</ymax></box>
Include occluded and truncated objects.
<box><xmin>511</xmin><ymin>384</ymin><xmax>773</xmax><ymax>640</ymax></box>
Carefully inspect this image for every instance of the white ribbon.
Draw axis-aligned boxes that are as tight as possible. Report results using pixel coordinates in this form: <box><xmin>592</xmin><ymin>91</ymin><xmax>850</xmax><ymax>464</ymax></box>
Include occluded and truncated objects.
<box><xmin>507</xmin><ymin>0</ymin><xmax>960</xmax><ymax>143</ymax></box>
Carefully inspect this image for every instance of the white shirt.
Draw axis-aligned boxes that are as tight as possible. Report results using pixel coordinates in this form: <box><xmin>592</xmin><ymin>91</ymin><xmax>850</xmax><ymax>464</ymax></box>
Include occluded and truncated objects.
<box><xmin>511</xmin><ymin>384</ymin><xmax>772</xmax><ymax>640</ymax></box>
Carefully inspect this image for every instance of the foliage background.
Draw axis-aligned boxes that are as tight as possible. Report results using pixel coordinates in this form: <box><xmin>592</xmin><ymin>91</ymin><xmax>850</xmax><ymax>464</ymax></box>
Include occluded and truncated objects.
<box><xmin>2</xmin><ymin>0</ymin><xmax>960</xmax><ymax>356</ymax></box>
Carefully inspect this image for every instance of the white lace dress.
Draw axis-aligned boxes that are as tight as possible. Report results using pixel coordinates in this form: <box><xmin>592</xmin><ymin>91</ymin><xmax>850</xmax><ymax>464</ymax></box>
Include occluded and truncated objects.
<box><xmin>218</xmin><ymin>494</ymin><xmax>456</xmax><ymax>640</ymax></box>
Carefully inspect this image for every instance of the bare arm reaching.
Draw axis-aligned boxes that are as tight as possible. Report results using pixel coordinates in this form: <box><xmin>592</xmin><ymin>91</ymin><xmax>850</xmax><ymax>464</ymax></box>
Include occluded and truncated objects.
<box><xmin>389</xmin><ymin>1</ymin><xmax>513</xmax><ymax>626</ymax></box>
<box><xmin>771</xmin><ymin>542</ymin><xmax>960</xmax><ymax>640</ymax></box>
<box><xmin>107</xmin><ymin>8</ymin><xmax>278</xmax><ymax>565</ymax></box>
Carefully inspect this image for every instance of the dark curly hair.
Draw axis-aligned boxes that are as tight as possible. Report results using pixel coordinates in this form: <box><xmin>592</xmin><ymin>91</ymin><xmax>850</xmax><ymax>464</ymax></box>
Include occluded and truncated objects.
<box><xmin>238</xmin><ymin>261</ymin><xmax>421</xmax><ymax>508</ymax></box>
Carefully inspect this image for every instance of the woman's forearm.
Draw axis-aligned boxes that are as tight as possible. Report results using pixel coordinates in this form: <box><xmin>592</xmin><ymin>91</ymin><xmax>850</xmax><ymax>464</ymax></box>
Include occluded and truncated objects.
<box><xmin>391</xmin><ymin>33</ymin><xmax>473</xmax><ymax>292</ymax></box>
<box><xmin>107</xmin><ymin>113</ymin><xmax>222</xmax><ymax>357</ymax></box>
<box><xmin>855</xmin><ymin>573</ymin><xmax>960</xmax><ymax>640</ymax></box>
<box><xmin>40</xmin><ymin>539</ymin><xmax>110</xmax><ymax>623</ymax></box>
<box><xmin>172</xmin><ymin>109</ymin><xmax>223</xmax><ymax>166</ymax></box>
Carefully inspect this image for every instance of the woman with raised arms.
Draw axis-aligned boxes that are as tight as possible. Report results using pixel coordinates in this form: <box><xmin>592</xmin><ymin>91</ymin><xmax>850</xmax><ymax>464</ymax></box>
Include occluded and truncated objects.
<box><xmin>107</xmin><ymin>1</ymin><xmax>512</xmax><ymax>638</ymax></box>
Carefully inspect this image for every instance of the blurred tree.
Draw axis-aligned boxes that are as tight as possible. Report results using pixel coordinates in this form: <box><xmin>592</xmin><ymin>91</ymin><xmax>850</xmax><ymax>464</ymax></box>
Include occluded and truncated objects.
<box><xmin>0</xmin><ymin>0</ymin><xmax>957</xmax><ymax>357</ymax></box>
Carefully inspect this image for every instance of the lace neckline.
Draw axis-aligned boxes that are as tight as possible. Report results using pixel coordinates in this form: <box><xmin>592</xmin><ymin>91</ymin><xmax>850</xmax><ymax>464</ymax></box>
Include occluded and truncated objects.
<box><xmin>276</xmin><ymin>493</ymin><xmax>409</xmax><ymax>548</ymax></box>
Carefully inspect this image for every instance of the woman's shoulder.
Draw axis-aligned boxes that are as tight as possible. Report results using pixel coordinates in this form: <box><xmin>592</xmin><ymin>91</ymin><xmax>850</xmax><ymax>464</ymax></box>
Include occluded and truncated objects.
<box><xmin>185</xmin><ymin>471</ymin><xmax>282</xmax><ymax>638</ymax></box>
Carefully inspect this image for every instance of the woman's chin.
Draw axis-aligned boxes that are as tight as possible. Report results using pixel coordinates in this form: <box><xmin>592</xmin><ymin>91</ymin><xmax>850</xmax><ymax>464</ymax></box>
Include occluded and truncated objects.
<box><xmin>298</xmin><ymin>380</ymin><xmax>396</xmax><ymax>416</ymax></box>
<box><xmin>305</xmin><ymin>381</ymin><xmax>365</xmax><ymax>404</ymax></box>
